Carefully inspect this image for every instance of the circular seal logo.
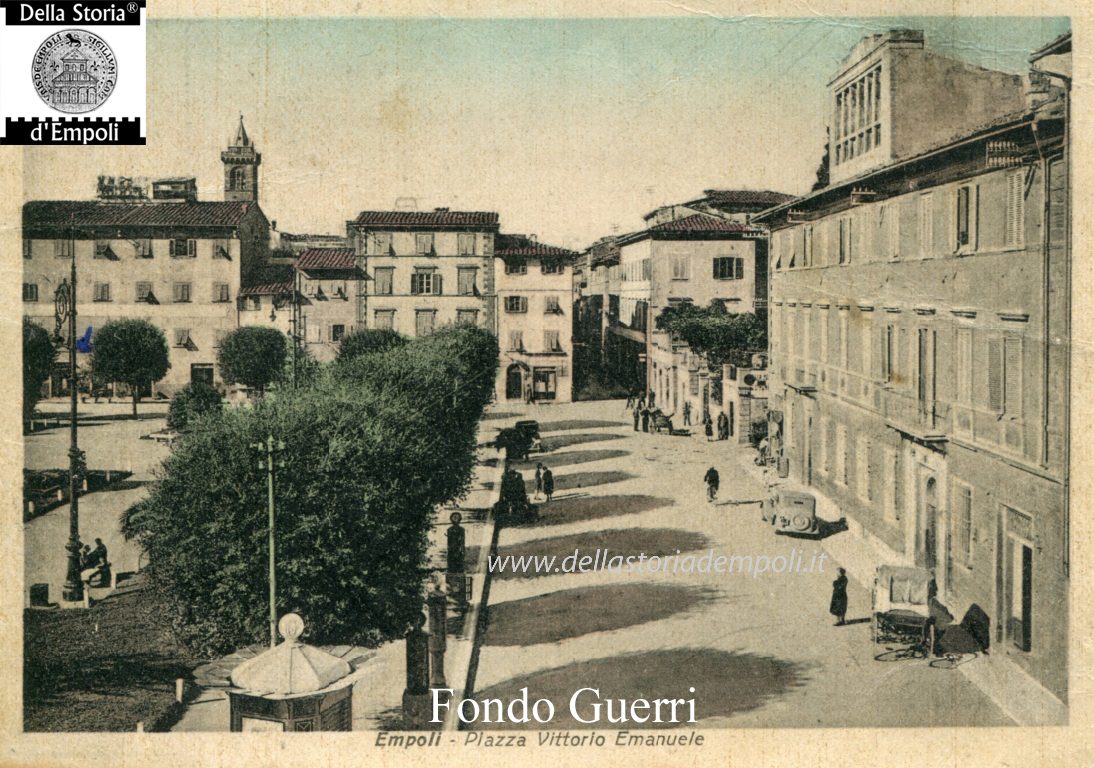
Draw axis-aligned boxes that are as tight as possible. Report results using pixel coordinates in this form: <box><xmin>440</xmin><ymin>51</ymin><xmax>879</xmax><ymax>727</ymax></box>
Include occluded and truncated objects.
<box><xmin>31</xmin><ymin>29</ymin><xmax>117</xmax><ymax>114</ymax></box>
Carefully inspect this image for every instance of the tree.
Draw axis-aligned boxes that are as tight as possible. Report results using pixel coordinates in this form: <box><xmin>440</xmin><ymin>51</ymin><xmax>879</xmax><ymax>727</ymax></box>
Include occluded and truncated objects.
<box><xmin>336</xmin><ymin>328</ymin><xmax>407</xmax><ymax>363</ymax></box>
<box><xmin>91</xmin><ymin>319</ymin><xmax>170</xmax><ymax>416</ymax></box>
<box><xmin>23</xmin><ymin>319</ymin><xmax>55</xmax><ymax>422</ymax></box>
<box><xmin>655</xmin><ymin>301</ymin><xmax>767</xmax><ymax>367</ymax></box>
<box><xmin>167</xmin><ymin>381</ymin><xmax>223</xmax><ymax>432</ymax></box>
<box><xmin>123</xmin><ymin>325</ymin><xmax>499</xmax><ymax>657</ymax></box>
<box><xmin>811</xmin><ymin>128</ymin><xmax>830</xmax><ymax>192</ymax></box>
<box><xmin>217</xmin><ymin>326</ymin><xmax>287</xmax><ymax>398</ymax></box>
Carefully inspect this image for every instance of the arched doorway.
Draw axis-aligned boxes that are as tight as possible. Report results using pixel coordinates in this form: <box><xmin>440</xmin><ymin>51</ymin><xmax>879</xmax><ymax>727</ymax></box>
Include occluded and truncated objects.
<box><xmin>505</xmin><ymin>364</ymin><xmax>523</xmax><ymax>401</ymax></box>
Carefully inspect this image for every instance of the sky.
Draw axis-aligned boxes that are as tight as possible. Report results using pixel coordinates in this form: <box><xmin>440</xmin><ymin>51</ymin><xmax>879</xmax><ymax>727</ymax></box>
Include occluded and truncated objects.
<box><xmin>24</xmin><ymin>15</ymin><xmax>1070</xmax><ymax>250</ymax></box>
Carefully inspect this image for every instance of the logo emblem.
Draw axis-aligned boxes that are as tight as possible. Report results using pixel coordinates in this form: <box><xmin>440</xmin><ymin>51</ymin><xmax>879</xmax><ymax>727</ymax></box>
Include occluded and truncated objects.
<box><xmin>31</xmin><ymin>29</ymin><xmax>117</xmax><ymax>114</ymax></box>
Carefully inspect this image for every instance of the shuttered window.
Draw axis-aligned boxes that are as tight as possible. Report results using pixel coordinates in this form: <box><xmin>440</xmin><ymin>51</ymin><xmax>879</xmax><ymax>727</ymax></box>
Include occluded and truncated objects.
<box><xmin>861</xmin><ymin>317</ymin><xmax>872</xmax><ymax>378</ymax></box>
<box><xmin>956</xmin><ymin>327</ymin><xmax>973</xmax><ymax>403</ymax></box>
<box><xmin>1004</xmin><ymin>334</ymin><xmax>1022</xmax><ymax>417</ymax></box>
<box><xmin>987</xmin><ymin>337</ymin><xmax>1004</xmax><ymax>413</ymax></box>
<box><xmin>918</xmin><ymin>193</ymin><xmax>934</xmax><ymax>256</ymax></box>
<box><xmin>373</xmin><ymin>268</ymin><xmax>393</xmax><ymax>295</ymax></box>
<box><xmin>954</xmin><ymin>483</ymin><xmax>973</xmax><ymax>566</ymax></box>
<box><xmin>1005</xmin><ymin>169</ymin><xmax>1025</xmax><ymax>248</ymax></box>
<box><xmin>857</xmin><ymin>437</ymin><xmax>871</xmax><ymax>501</ymax></box>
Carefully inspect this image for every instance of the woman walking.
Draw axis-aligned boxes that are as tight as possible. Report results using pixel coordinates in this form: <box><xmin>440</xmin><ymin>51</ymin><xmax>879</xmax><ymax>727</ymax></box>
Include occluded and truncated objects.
<box><xmin>534</xmin><ymin>463</ymin><xmax>544</xmax><ymax>500</ymax></box>
<box><xmin>830</xmin><ymin>567</ymin><xmax>849</xmax><ymax>626</ymax></box>
<box><xmin>542</xmin><ymin>466</ymin><xmax>555</xmax><ymax>503</ymax></box>
<box><xmin>703</xmin><ymin>413</ymin><xmax>714</xmax><ymax>441</ymax></box>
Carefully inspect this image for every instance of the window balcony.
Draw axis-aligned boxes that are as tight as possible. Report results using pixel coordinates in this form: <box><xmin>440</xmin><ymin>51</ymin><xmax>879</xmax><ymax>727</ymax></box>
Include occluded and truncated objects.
<box><xmin>880</xmin><ymin>387</ymin><xmax>950</xmax><ymax>445</ymax></box>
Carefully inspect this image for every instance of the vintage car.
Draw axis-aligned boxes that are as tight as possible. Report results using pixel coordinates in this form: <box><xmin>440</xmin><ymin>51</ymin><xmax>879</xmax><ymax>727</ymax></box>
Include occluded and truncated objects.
<box><xmin>872</xmin><ymin>564</ymin><xmax>936</xmax><ymax>654</ymax></box>
<box><xmin>762</xmin><ymin>487</ymin><xmax>820</xmax><ymax>537</ymax></box>
<box><xmin>513</xmin><ymin>420</ymin><xmax>543</xmax><ymax>453</ymax></box>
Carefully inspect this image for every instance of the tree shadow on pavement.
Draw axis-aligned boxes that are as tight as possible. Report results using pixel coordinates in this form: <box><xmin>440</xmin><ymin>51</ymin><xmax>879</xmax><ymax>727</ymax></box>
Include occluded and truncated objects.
<box><xmin>540</xmin><ymin>433</ymin><xmax>626</xmax><ymax>452</ymax></box>
<box><xmin>482</xmin><ymin>411</ymin><xmax>522</xmax><ymax>422</ymax></box>
<box><xmin>469</xmin><ymin>648</ymin><xmax>807</xmax><ymax>728</ymax></box>
<box><xmin>525</xmin><ymin>470</ymin><xmax>634</xmax><ymax>496</ymax></box>
<box><xmin>482</xmin><ymin>583</ymin><xmax>718</xmax><ymax>646</ymax></box>
<box><xmin>515</xmin><ymin>449</ymin><xmax>629</xmax><ymax>471</ymax></box>
<box><xmin>511</xmin><ymin>494</ymin><xmax>674</xmax><ymax>528</ymax></box>
<box><xmin>535</xmin><ymin>420</ymin><xmax>629</xmax><ymax>432</ymax></box>
<box><xmin>492</xmin><ymin>527</ymin><xmax>712</xmax><ymax>581</ymax></box>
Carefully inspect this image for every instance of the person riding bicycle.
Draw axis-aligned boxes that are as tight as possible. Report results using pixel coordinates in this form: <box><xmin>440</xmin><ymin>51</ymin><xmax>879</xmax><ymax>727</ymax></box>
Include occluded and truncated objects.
<box><xmin>703</xmin><ymin>466</ymin><xmax>720</xmax><ymax>503</ymax></box>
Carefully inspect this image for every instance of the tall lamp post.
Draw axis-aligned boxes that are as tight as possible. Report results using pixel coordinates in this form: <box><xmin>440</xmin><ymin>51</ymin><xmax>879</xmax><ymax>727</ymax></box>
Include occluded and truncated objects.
<box><xmin>54</xmin><ymin>225</ymin><xmax>85</xmax><ymax>604</ymax></box>
<box><xmin>252</xmin><ymin>435</ymin><xmax>286</xmax><ymax>647</ymax></box>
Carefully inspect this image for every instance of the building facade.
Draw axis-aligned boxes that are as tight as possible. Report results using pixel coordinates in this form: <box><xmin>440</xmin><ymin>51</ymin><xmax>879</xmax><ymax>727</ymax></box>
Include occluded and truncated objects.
<box><xmin>347</xmin><ymin>209</ymin><xmax>499</xmax><ymax>340</ymax></box>
<box><xmin>495</xmin><ymin>236</ymin><xmax>577</xmax><ymax>403</ymax></box>
<box><xmin>755</xmin><ymin>31</ymin><xmax>1070</xmax><ymax>702</ymax></box>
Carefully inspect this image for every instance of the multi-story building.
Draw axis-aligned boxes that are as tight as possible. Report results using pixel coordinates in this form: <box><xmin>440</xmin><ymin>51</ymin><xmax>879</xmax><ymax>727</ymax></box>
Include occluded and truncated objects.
<box><xmin>754</xmin><ymin>30</ymin><xmax>1070</xmax><ymax>705</ymax></box>
<box><xmin>22</xmin><ymin>119</ymin><xmax>270</xmax><ymax>396</ymax></box>
<box><xmin>346</xmin><ymin>209</ymin><xmax>499</xmax><ymax>338</ymax></box>
<box><xmin>573</xmin><ymin>236</ymin><xmax>621</xmax><ymax>396</ymax></box>
<box><xmin>495</xmin><ymin>235</ymin><xmax>577</xmax><ymax>403</ymax></box>
<box><xmin>293</xmin><ymin>247</ymin><xmax>365</xmax><ymax>362</ymax></box>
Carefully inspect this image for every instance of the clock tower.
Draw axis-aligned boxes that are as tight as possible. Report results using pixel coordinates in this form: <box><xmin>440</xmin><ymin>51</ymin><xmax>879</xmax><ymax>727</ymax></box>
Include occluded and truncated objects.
<box><xmin>222</xmin><ymin>115</ymin><xmax>261</xmax><ymax>202</ymax></box>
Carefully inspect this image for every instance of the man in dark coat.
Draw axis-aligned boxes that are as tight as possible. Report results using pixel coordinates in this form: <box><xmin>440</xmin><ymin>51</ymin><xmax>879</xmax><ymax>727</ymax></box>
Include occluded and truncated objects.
<box><xmin>830</xmin><ymin>567</ymin><xmax>849</xmax><ymax>625</ymax></box>
<box><xmin>633</xmin><ymin>405</ymin><xmax>640</xmax><ymax>431</ymax></box>
<box><xmin>682</xmin><ymin>400</ymin><xmax>691</xmax><ymax>427</ymax></box>
<box><xmin>542</xmin><ymin>467</ymin><xmax>555</xmax><ymax>502</ymax></box>
<box><xmin>641</xmin><ymin>407</ymin><xmax>650</xmax><ymax>433</ymax></box>
<box><xmin>703</xmin><ymin>466</ymin><xmax>719</xmax><ymax>502</ymax></box>
<box><xmin>717</xmin><ymin>411</ymin><xmax>729</xmax><ymax>440</ymax></box>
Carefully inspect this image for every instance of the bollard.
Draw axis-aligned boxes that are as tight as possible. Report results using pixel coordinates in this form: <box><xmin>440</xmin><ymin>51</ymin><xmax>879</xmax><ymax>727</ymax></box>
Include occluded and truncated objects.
<box><xmin>401</xmin><ymin>613</ymin><xmax>431</xmax><ymax>728</ymax></box>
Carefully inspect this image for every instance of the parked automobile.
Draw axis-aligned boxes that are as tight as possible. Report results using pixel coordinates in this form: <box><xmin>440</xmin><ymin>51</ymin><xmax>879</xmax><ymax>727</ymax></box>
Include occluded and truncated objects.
<box><xmin>762</xmin><ymin>487</ymin><xmax>820</xmax><ymax>537</ymax></box>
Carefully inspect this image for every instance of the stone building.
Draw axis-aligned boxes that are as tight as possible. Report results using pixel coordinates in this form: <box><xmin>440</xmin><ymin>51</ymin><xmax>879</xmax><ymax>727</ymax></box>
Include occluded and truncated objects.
<box><xmin>495</xmin><ymin>235</ymin><xmax>577</xmax><ymax>403</ymax></box>
<box><xmin>346</xmin><ymin>209</ymin><xmax>499</xmax><ymax>338</ymax></box>
<box><xmin>293</xmin><ymin>247</ymin><xmax>366</xmax><ymax>362</ymax></box>
<box><xmin>22</xmin><ymin>121</ymin><xmax>270</xmax><ymax>395</ymax></box>
<box><xmin>754</xmin><ymin>30</ymin><xmax>1070</xmax><ymax>703</ymax></box>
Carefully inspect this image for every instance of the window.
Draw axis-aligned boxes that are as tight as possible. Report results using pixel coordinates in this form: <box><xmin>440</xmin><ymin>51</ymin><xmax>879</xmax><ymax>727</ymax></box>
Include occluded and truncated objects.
<box><xmin>213</xmin><ymin>330</ymin><xmax>228</xmax><ymax>348</ymax></box>
<box><xmin>671</xmin><ymin>254</ymin><xmax>690</xmax><ymax>279</ymax></box>
<box><xmin>174</xmin><ymin>329</ymin><xmax>192</xmax><ymax>348</ymax></box>
<box><xmin>816</xmin><ymin>417</ymin><xmax>828</xmax><ymax>475</ymax></box>
<box><xmin>134</xmin><ymin>238</ymin><xmax>153</xmax><ymax>258</ymax></box>
<box><xmin>22</xmin><ymin>283</ymin><xmax>38</xmax><ymax>302</ymax></box>
<box><xmin>987</xmin><ymin>334</ymin><xmax>1022</xmax><ymax>417</ymax></box>
<box><xmin>880</xmin><ymin>203</ymin><xmax>900</xmax><ymax>259</ymax></box>
<box><xmin>373</xmin><ymin>267</ymin><xmax>393</xmax><ymax>296</ymax></box>
<box><xmin>819</xmin><ymin>310</ymin><xmax>829</xmax><ymax>363</ymax></box>
<box><xmin>212</xmin><ymin>282</ymin><xmax>231</xmax><ymax>303</ymax></box>
<box><xmin>544</xmin><ymin>330</ymin><xmax>561</xmax><ymax>352</ymax></box>
<box><xmin>372</xmin><ymin>232</ymin><xmax>392</xmax><ymax>255</ymax></box>
<box><xmin>803</xmin><ymin>226</ymin><xmax>814</xmax><ymax>267</ymax></box>
<box><xmin>544</xmin><ymin>295</ymin><xmax>561</xmax><ymax>314</ymax></box>
<box><xmin>93</xmin><ymin>282</ymin><xmax>111</xmax><ymax>302</ymax></box>
<box><xmin>857</xmin><ymin>437</ymin><xmax>871</xmax><ymax>501</ymax></box>
<box><xmin>331</xmin><ymin>324</ymin><xmax>346</xmax><ymax>342</ymax></box>
<box><xmin>505</xmin><ymin>259</ymin><xmax>527</xmax><ymax>275</ymax></box>
<box><xmin>838</xmin><ymin>216</ymin><xmax>853</xmax><ymax>264</ymax></box>
<box><xmin>541</xmin><ymin>259</ymin><xmax>564</xmax><ymax>275</ymax></box>
<box><xmin>953</xmin><ymin>483</ymin><xmax>973</xmax><ymax>566</ymax></box>
<box><xmin>410</xmin><ymin>270</ymin><xmax>441</xmax><ymax>295</ymax></box>
<box><xmin>713</xmin><ymin>256</ymin><xmax>744</xmax><ymax>280</ymax></box>
<box><xmin>834</xmin><ymin>425</ymin><xmax>847</xmax><ymax>485</ymax></box>
<box><xmin>170</xmin><ymin>238</ymin><xmax>197</xmax><ymax>258</ymax></box>
<box><xmin>213</xmin><ymin>239</ymin><xmax>231</xmax><ymax>259</ymax></box>
<box><xmin>173</xmin><ymin>282</ymin><xmax>192</xmax><ymax>303</ymax></box>
<box><xmin>505</xmin><ymin>295</ymin><xmax>528</xmax><ymax>313</ymax></box>
<box><xmin>457</xmin><ymin>232</ymin><xmax>475</xmax><ymax>256</ymax></box>
<box><xmin>94</xmin><ymin>240</ymin><xmax>114</xmax><ymax>259</ymax></box>
<box><xmin>507</xmin><ymin>331</ymin><xmax>523</xmax><ymax>351</ymax></box>
<box><xmin>415</xmin><ymin>309</ymin><xmax>435</xmax><ymax>337</ymax></box>
<box><xmin>457</xmin><ymin>267</ymin><xmax>477</xmax><ymax>295</ymax></box>
<box><xmin>884</xmin><ymin>447</ymin><xmax>900</xmax><ymax>522</ymax></box>
<box><xmin>229</xmin><ymin>166</ymin><xmax>246</xmax><ymax>191</ymax></box>
<box><xmin>414</xmin><ymin>233</ymin><xmax>434</xmax><ymax>255</ymax></box>
<box><xmin>54</xmin><ymin>239</ymin><xmax>73</xmax><ymax>258</ymax></box>
<box><xmin>23</xmin><ymin>240</ymin><xmax>31</xmax><ymax>259</ymax></box>
<box><xmin>373</xmin><ymin>309</ymin><xmax>395</xmax><ymax>330</ymax></box>
<box><xmin>918</xmin><ymin>193</ymin><xmax>933</xmax><ymax>256</ymax></box>
<box><xmin>955</xmin><ymin>184</ymin><xmax>978</xmax><ymax>252</ymax></box>
<box><xmin>132</xmin><ymin>281</ymin><xmax>151</xmax><ymax>302</ymax></box>
<box><xmin>956</xmin><ymin>327</ymin><xmax>972</xmax><ymax>404</ymax></box>
<box><xmin>456</xmin><ymin>309</ymin><xmax>478</xmax><ymax>326</ymax></box>
<box><xmin>1005</xmin><ymin>168</ymin><xmax>1025</xmax><ymax>248</ymax></box>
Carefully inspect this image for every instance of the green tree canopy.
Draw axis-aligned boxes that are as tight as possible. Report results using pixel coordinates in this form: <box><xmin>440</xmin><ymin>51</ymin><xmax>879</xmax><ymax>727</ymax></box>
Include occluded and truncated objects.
<box><xmin>167</xmin><ymin>381</ymin><xmax>223</xmax><ymax>432</ymax></box>
<box><xmin>336</xmin><ymin>328</ymin><xmax>407</xmax><ymax>363</ymax></box>
<box><xmin>23</xmin><ymin>319</ymin><xmax>56</xmax><ymax>421</ymax></box>
<box><xmin>123</xmin><ymin>325</ymin><xmax>499</xmax><ymax>657</ymax></box>
<box><xmin>217</xmin><ymin>326</ymin><xmax>288</xmax><ymax>397</ymax></box>
<box><xmin>655</xmin><ymin>301</ymin><xmax>767</xmax><ymax>367</ymax></box>
<box><xmin>91</xmin><ymin>319</ymin><xmax>170</xmax><ymax>415</ymax></box>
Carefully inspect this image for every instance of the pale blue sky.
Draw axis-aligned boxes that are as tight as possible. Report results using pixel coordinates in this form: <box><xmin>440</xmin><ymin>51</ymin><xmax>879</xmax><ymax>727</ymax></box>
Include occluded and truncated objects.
<box><xmin>25</xmin><ymin>16</ymin><xmax>1069</xmax><ymax>249</ymax></box>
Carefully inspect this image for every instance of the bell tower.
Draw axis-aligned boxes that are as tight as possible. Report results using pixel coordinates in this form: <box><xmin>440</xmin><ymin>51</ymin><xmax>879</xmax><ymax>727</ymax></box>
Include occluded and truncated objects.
<box><xmin>222</xmin><ymin>115</ymin><xmax>261</xmax><ymax>202</ymax></box>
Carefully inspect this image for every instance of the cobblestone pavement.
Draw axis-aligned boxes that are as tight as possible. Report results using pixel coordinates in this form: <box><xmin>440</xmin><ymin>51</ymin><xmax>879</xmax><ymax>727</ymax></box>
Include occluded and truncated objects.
<box><xmin>471</xmin><ymin>398</ymin><xmax>1011</xmax><ymax>728</ymax></box>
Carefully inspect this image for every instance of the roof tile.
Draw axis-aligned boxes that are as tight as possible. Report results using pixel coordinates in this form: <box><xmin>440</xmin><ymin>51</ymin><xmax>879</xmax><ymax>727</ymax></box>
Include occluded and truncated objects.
<box><xmin>354</xmin><ymin>210</ymin><xmax>499</xmax><ymax>228</ymax></box>
<box><xmin>294</xmin><ymin>248</ymin><xmax>357</xmax><ymax>271</ymax></box>
<box><xmin>24</xmin><ymin>200</ymin><xmax>260</xmax><ymax>229</ymax></box>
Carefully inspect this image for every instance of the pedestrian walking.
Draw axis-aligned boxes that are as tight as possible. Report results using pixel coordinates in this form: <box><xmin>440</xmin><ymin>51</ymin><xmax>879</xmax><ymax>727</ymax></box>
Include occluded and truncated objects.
<box><xmin>683</xmin><ymin>400</ymin><xmax>691</xmax><ymax>427</ymax></box>
<box><xmin>524</xmin><ymin>382</ymin><xmax>534</xmax><ymax>405</ymax></box>
<box><xmin>717</xmin><ymin>411</ymin><xmax>729</xmax><ymax>441</ymax></box>
<box><xmin>534</xmin><ymin>463</ymin><xmax>544</xmax><ymax>500</ymax></box>
<box><xmin>624</xmin><ymin>391</ymin><xmax>636</xmax><ymax>414</ymax></box>
<box><xmin>641</xmin><ymin>407</ymin><xmax>650</xmax><ymax>433</ymax></box>
<box><xmin>542</xmin><ymin>467</ymin><xmax>555</xmax><ymax>502</ymax></box>
<box><xmin>703</xmin><ymin>413</ymin><xmax>714</xmax><ymax>441</ymax></box>
<box><xmin>703</xmin><ymin>466</ymin><xmax>719</xmax><ymax>503</ymax></box>
<box><xmin>830</xmin><ymin>567</ymin><xmax>849</xmax><ymax>626</ymax></box>
<box><xmin>633</xmin><ymin>405</ymin><xmax>640</xmax><ymax>431</ymax></box>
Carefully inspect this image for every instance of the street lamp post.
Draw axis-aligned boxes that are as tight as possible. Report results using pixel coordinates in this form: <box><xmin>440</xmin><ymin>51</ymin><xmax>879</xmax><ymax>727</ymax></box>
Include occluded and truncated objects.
<box><xmin>54</xmin><ymin>227</ymin><xmax>85</xmax><ymax>604</ymax></box>
<box><xmin>252</xmin><ymin>435</ymin><xmax>286</xmax><ymax>647</ymax></box>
